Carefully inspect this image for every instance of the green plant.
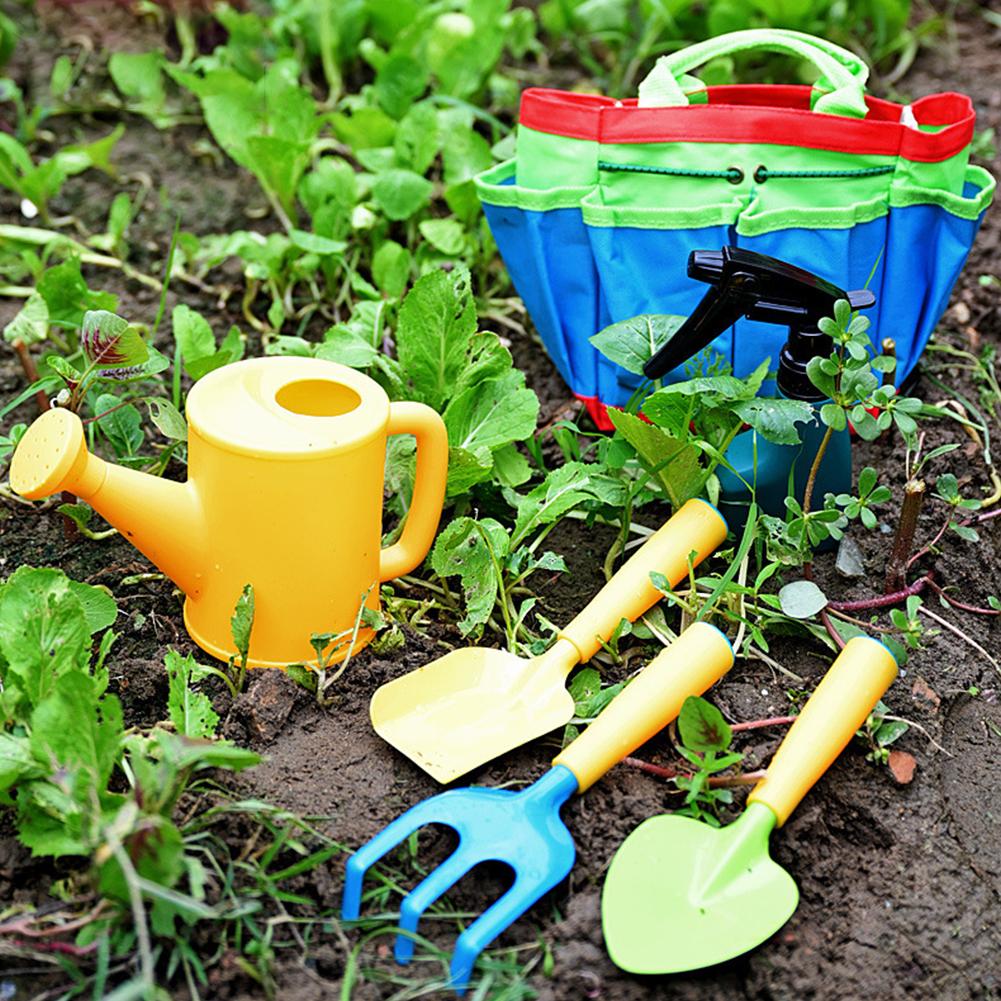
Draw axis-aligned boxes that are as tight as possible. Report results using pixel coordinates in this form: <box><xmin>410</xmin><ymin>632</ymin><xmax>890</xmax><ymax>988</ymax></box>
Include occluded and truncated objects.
<box><xmin>591</xmin><ymin>316</ymin><xmax>814</xmax><ymax>510</ymax></box>
<box><xmin>0</xmin><ymin>565</ymin><xmax>260</xmax><ymax>996</ymax></box>
<box><xmin>859</xmin><ymin>698</ymin><xmax>910</xmax><ymax>764</ymax></box>
<box><xmin>227</xmin><ymin>583</ymin><xmax>255</xmax><ymax>695</ymax></box>
<box><xmin>672</xmin><ymin>695</ymin><xmax>744</xmax><ymax>825</ymax></box>
<box><xmin>431</xmin><ymin>459</ymin><xmax>627</xmax><ymax>646</ymax></box>
<box><xmin>0</xmin><ymin>126</ymin><xmax>123</xmax><ymax>222</ymax></box>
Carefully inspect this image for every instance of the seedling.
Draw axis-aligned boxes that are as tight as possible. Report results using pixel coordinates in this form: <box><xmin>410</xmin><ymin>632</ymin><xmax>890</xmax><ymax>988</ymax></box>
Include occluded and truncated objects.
<box><xmin>859</xmin><ymin>700</ymin><xmax>911</xmax><ymax>765</ymax></box>
<box><xmin>672</xmin><ymin>696</ymin><xmax>745</xmax><ymax>825</ymax></box>
<box><xmin>228</xmin><ymin>584</ymin><xmax>255</xmax><ymax>695</ymax></box>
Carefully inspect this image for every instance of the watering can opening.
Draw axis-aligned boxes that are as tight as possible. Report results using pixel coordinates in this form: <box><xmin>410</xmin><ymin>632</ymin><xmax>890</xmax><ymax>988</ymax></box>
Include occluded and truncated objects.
<box><xmin>274</xmin><ymin>378</ymin><xmax>362</xmax><ymax>419</ymax></box>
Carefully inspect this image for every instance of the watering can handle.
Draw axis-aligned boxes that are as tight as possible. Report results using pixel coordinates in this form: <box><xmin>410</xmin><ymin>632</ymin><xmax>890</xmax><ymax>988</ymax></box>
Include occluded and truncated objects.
<box><xmin>638</xmin><ymin>28</ymin><xmax>869</xmax><ymax>118</ymax></box>
<box><xmin>553</xmin><ymin>622</ymin><xmax>734</xmax><ymax>793</ymax></box>
<box><xmin>747</xmin><ymin>636</ymin><xmax>898</xmax><ymax>827</ymax></box>
<box><xmin>379</xmin><ymin>402</ymin><xmax>449</xmax><ymax>582</ymax></box>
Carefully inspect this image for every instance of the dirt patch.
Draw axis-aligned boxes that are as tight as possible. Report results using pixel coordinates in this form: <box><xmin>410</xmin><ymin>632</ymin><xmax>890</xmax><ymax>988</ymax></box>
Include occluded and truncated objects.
<box><xmin>1</xmin><ymin>3</ymin><xmax>1001</xmax><ymax>1000</ymax></box>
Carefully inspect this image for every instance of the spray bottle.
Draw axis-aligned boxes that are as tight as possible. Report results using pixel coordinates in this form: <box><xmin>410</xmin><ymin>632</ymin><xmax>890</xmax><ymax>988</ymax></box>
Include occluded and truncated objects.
<box><xmin>642</xmin><ymin>247</ymin><xmax>875</xmax><ymax>532</ymax></box>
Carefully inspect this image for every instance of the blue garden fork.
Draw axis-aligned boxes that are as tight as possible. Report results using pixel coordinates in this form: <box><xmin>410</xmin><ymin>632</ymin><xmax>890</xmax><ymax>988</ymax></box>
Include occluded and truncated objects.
<box><xmin>342</xmin><ymin>622</ymin><xmax>734</xmax><ymax>992</ymax></box>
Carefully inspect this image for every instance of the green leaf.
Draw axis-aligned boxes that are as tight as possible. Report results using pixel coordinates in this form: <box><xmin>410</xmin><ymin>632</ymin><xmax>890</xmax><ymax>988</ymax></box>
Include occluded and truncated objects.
<box><xmin>732</xmin><ymin>397</ymin><xmax>814</xmax><ymax>446</ymax></box>
<box><xmin>37</xmin><ymin>258</ymin><xmax>117</xmax><ymax>328</ymax></box>
<box><xmin>230</xmin><ymin>584</ymin><xmax>255</xmax><ymax>662</ymax></box>
<box><xmin>607</xmin><ymin>409</ymin><xmax>701</xmax><ymax>508</ymax></box>
<box><xmin>374</xmin><ymin>53</ymin><xmax>429</xmax><ymax>119</ymax></box>
<box><xmin>820</xmin><ymin>403</ymin><xmax>847</xmax><ymax>431</ymax></box>
<box><xmin>875</xmin><ymin>718</ymin><xmax>909</xmax><ymax>748</ymax></box>
<box><xmin>171</xmin><ymin>304</ymin><xmax>215</xmax><ymax>376</ymax></box>
<box><xmin>316</xmin><ymin>327</ymin><xmax>379</xmax><ymax>368</ymax></box>
<box><xmin>678</xmin><ymin>696</ymin><xmax>732</xmax><ymax>753</ymax></box>
<box><xmin>94</xmin><ymin>394</ymin><xmax>142</xmax><ymax>456</ymax></box>
<box><xmin>394</xmin><ymin>100</ymin><xmax>440</xmax><ymax>173</ymax></box>
<box><xmin>372</xmin><ymin>239</ymin><xmax>411</xmax><ymax>298</ymax></box>
<box><xmin>395</xmin><ymin>267</ymin><xmax>476</xmax><ymax>409</ymax></box>
<box><xmin>0</xmin><ymin>567</ymin><xmax>91</xmax><ymax>708</ymax></box>
<box><xmin>3</xmin><ymin>292</ymin><xmax>48</xmax><ymax>346</ymax></box>
<box><xmin>331</xmin><ymin>105</ymin><xmax>397</xmax><ymax>149</ymax></box>
<box><xmin>492</xmin><ymin>443</ymin><xmax>532</xmax><ymax>487</ymax></box>
<box><xmin>165</xmin><ymin>650</ymin><xmax>219</xmax><ymax>739</ymax></box>
<box><xmin>778</xmin><ymin>579</ymin><xmax>829</xmax><ymax>618</ymax></box>
<box><xmin>952</xmin><ymin>522</ymin><xmax>979</xmax><ymax>543</ymax></box>
<box><xmin>289</xmin><ymin>229</ymin><xmax>345</xmax><ymax>256</ymax></box>
<box><xmin>430</xmin><ymin>517</ymin><xmax>508</xmax><ymax>635</ymax></box>
<box><xmin>146</xmin><ymin>398</ymin><xmax>188</xmax><ymax>441</ymax></box>
<box><xmin>30</xmin><ymin>671</ymin><xmax>123</xmax><ymax>797</ymax></box>
<box><xmin>568</xmin><ymin>667</ymin><xmax>601</xmax><ymax>711</ymax></box>
<box><xmin>589</xmin><ymin>314</ymin><xmax>684</xmax><ymax>376</ymax></box>
<box><xmin>441</xmin><ymin>121</ymin><xmax>494</xmax><ymax>185</ymax></box>
<box><xmin>419</xmin><ymin>218</ymin><xmax>466</xmax><ymax>256</ymax></box>
<box><xmin>66</xmin><ymin>580</ymin><xmax>117</xmax><ymax>633</ymax></box>
<box><xmin>372</xmin><ymin>168</ymin><xmax>433</xmax><ymax>221</ymax></box>
<box><xmin>443</xmin><ymin>369</ymin><xmax>539</xmax><ymax>454</ymax></box>
<box><xmin>511</xmin><ymin>462</ymin><xmax>599</xmax><ymax>542</ymax></box>
<box><xmin>0</xmin><ymin>733</ymin><xmax>42</xmax><ymax>794</ymax></box>
<box><xmin>109</xmin><ymin>51</ymin><xmax>168</xmax><ymax>125</ymax></box>
<box><xmin>445</xmin><ymin>445</ymin><xmax>495</xmax><ymax>495</ymax></box>
<box><xmin>81</xmin><ymin>310</ymin><xmax>148</xmax><ymax>370</ymax></box>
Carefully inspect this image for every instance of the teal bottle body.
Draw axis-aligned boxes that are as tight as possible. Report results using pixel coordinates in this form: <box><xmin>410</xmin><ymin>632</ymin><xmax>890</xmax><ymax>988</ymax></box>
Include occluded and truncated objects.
<box><xmin>716</xmin><ymin>399</ymin><xmax>851</xmax><ymax>536</ymax></box>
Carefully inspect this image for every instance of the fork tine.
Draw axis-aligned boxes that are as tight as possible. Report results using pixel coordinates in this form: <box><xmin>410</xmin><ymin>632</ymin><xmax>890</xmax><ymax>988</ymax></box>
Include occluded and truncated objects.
<box><xmin>449</xmin><ymin>875</ymin><xmax>546</xmax><ymax>992</ymax></box>
<box><xmin>342</xmin><ymin>800</ymin><xmax>449</xmax><ymax>920</ymax></box>
<box><xmin>394</xmin><ymin>847</ymin><xmax>473</xmax><ymax>964</ymax></box>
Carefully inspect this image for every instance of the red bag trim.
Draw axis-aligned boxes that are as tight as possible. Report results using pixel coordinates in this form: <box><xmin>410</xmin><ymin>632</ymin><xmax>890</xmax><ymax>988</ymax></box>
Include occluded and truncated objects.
<box><xmin>519</xmin><ymin>86</ymin><xmax>975</xmax><ymax>164</ymax></box>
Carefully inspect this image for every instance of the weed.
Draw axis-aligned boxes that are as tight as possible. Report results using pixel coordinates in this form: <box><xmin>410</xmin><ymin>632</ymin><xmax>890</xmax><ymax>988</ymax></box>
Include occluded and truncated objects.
<box><xmin>672</xmin><ymin>696</ymin><xmax>745</xmax><ymax>825</ymax></box>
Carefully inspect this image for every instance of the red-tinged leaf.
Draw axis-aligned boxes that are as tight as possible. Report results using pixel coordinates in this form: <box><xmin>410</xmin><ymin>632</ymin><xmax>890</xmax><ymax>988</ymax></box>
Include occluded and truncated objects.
<box><xmin>81</xmin><ymin>309</ymin><xmax>149</xmax><ymax>371</ymax></box>
<box><xmin>678</xmin><ymin>696</ymin><xmax>732</xmax><ymax>753</ymax></box>
<box><xmin>888</xmin><ymin>750</ymin><xmax>917</xmax><ymax>784</ymax></box>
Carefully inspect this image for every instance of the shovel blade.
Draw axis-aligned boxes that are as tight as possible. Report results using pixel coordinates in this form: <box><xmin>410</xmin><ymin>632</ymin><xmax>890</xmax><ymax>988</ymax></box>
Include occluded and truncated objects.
<box><xmin>602</xmin><ymin>805</ymin><xmax>798</xmax><ymax>974</ymax></box>
<box><xmin>370</xmin><ymin>647</ymin><xmax>575</xmax><ymax>783</ymax></box>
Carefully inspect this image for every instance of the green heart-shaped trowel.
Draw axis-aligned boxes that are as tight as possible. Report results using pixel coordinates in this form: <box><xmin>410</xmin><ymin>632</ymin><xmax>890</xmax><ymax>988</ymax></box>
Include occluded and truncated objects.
<box><xmin>601</xmin><ymin>635</ymin><xmax>898</xmax><ymax>974</ymax></box>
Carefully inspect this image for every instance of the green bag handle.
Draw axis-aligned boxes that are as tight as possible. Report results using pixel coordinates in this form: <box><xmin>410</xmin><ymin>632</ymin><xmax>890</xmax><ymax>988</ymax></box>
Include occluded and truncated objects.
<box><xmin>638</xmin><ymin>29</ymin><xmax>869</xmax><ymax>119</ymax></box>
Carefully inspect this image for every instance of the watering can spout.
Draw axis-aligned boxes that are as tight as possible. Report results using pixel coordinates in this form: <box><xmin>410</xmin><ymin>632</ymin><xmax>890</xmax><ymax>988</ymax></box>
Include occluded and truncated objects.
<box><xmin>10</xmin><ymin>408</ymin><xmax>206</xmax><ymax>596</ymax></box>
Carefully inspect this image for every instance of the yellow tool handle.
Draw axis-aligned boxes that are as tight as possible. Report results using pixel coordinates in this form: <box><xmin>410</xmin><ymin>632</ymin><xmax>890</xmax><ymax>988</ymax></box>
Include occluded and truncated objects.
<box><xmin>747</xmin><ymin>636</ymin><xmax>898</xmax><ymax>827</ymax></box>
<box><xmin>379</xmin><ymin>402</ymin><xmax>450</xmax><ymax>582</ymax></box>
<box><xmin>558</xmin><ymin>498</ymin><xmax>727</xmax><ymax>662</ymax></box>
<box><xmin>553</xmin><ymin>622</ymin><xmax>735</xmax><ymax>793</ymax></box>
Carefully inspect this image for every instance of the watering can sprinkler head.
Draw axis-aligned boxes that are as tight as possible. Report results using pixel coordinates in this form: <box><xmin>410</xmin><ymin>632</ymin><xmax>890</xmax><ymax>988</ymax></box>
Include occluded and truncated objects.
<box><xmin>642</xmin><ymin>246</ymin><xmax>876</xmax><ymax>399</ymax></box>
<box><xmin>11</xmin><ymin>406</ymin><xmax>101</xmax><ymax>501</ymax></box>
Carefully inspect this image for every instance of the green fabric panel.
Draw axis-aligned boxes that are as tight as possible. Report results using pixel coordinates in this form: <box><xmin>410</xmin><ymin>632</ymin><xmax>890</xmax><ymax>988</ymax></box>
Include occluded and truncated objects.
<box><xmin>515</xmin><ymin>125</ymin><xmax>597</xmax><ymax>189</ymax></box>
<box><xmin>736</xmin><ymin>191</ymin><xmax>888</xmax><ymax>235</ymax></box>
<box><xmin>474</xmin><ymin>159</ymin><xmax>595</xmax><ymax>211</ymax></box>
<box><xmin>889</xmin><ymin>164</ymin><xmax>996</xmax><ymax>221</ymax></box>
<box><xmin>580</xmin><ymin>186</ymin><xmax>744</xmax><ymax>228</ymax></box>
<box><xmin>597</xmin><ymin>140</ymin><xmax>897</xmax><ymax>213</ymax></box>
<box><xmin>894</xmin><ymin>147</ymin><xmax>970</xmax><ymax>196</ymax></box>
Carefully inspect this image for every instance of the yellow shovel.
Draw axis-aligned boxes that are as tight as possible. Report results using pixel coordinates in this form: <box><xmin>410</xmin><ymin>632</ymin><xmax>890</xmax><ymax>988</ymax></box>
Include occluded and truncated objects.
<box><xmin>370</xmin><ymin>498</ymin><xmax>728</xmax><ymax>783</ymax></box>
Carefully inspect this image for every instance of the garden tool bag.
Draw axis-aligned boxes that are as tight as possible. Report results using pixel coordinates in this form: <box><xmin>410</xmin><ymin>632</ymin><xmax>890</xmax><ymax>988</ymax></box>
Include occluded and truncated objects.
<box><xmin>475</xmin><ymin>29</ymin><xmax>996</xmax><ymax>429</ymax></box>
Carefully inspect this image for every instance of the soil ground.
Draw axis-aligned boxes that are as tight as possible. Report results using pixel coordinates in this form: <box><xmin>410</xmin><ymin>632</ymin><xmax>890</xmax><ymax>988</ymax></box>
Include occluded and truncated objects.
<box><xmin>1</xmin><ymin>3</ymin><xmax>1001</xmax><ymax>1000</ymax></box>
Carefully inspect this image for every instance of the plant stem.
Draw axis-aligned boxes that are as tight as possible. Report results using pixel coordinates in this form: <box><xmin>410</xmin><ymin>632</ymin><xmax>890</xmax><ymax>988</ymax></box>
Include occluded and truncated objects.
<box><xmin>885</xmin><ymin>478</ymin><xmax>926</xmax><ymax>592</ymax></box>
<box><xmin>905</xmin><ymin>509</ymin><xmax>951</xmax><ymax>571</ymax></box>
<box><xmin>730</xmin><ymin>715</ymin><xmax>797</xmax><ymax>733</ymax></box>
<box><xmin>11</xmin><ymin>340</ymin><xmax>50</xmax><ymax>415</ymax></box>
<box><xmin>828</xmin><ymin>573</ymin><xmax>932</xmax><ymax>612</ymax></box>
<box><xmin>820</xmin><ymin>607</ymin><xmax>847</xmax><ymax>649</ymax></box>
<box><xmin>926</xmin><ymin>578</ymin><xmax>1000</xmax><ymax>616</ymax></box>
<box><xmin>801</xmin><ymin>423</ymin><xmax>835</xmax><ymax>519</ymax></box>
<box><xmin>623</xmin><ymin>757</ymin><xmax>766</xmax><ymax>787</ymax></box>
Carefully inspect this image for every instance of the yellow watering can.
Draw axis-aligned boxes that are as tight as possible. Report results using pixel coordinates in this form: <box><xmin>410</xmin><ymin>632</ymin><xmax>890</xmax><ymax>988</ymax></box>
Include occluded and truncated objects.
<box><xmin>9</xmin><ymin>357</ymin><xmax>449</xmax><ymax>669</ymax></box>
